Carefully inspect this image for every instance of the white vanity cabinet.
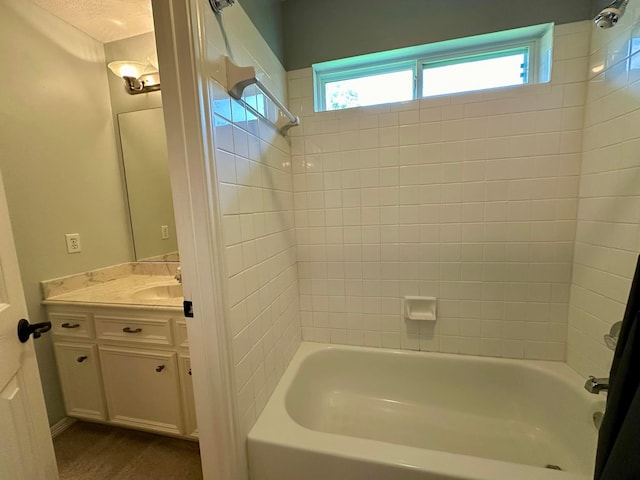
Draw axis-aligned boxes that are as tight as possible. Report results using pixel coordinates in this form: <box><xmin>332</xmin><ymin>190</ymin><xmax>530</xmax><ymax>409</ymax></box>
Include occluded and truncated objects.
<box><xmin>53</xmin><ymin>343</ymin><xmax>106</xmax><ymax>421</ymax></box>
<box><xmin>178</xmin><ymin>354</ymin><xmax>198</xmax><ymax>438</ymax></box>
<box><xmin>48</xmin><ymin>304</ymin><xmax>198</xmax><ymax>440</ymax></box>
<box><xmin>100</xmin><ymin>346</ymin><xmax>182</xmax><ymax>435</ymax></box>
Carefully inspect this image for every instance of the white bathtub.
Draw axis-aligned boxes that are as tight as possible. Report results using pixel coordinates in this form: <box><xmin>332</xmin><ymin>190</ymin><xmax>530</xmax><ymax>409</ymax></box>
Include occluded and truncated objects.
<box><xmin>248</xmin><ymin>342</ymin><xmax>602</xmax><ymax>480</ymax></box>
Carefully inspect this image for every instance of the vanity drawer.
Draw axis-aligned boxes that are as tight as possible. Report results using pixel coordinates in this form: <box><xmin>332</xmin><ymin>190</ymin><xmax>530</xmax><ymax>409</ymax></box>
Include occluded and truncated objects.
<box><xmin>94</xmin><ymin>316</ymin><xmax>173</xmax><ymax>346</ymax></box>
<box><xmin>50</xmin><ymin>312</ymin><xmax>94</xmax><ymax>339</ymax></box>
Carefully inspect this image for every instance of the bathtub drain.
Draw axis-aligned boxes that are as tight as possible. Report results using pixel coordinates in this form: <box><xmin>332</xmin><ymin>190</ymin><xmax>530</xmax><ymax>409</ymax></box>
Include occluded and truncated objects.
<box><xmin>545</xmin><ymin>464</ymin><xmax>563</xmax><ymax>471</ymax></box>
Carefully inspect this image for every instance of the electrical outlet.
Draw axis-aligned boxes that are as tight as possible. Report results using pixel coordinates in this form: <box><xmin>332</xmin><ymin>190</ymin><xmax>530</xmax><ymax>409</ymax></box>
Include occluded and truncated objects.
<box><xmin>161</xmin><ymin>225</ymin><xmax>169</xmax><ymax>240</ymax></box>
<box><xmin>65</xmin><ymin>233</ymin><xmax>82</xmax><ymax>254</ymax></box>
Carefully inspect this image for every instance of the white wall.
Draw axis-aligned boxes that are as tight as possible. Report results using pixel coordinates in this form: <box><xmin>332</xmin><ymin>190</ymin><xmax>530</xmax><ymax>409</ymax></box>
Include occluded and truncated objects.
<box><xmin>568</xmin><ymin>5</ymin><xmax>640</xmax><ymax>377</ymax></box>
<box><xmin>0</xmin><ymin>0</ymin><xmax>133</xmax><ymax>424</ymax></box>
<box><xmin>287</xmin><ymin>22</ymin><xmax>591</xmax><ymax>361</ymax></box>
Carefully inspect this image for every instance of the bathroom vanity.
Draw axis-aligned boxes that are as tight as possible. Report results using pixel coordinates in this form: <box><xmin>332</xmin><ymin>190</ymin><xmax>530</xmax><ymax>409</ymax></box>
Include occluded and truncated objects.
<box><xmin>42</xmin><ymin>263</ymin><xmax>197</xmax><ymax>440</ymax></box>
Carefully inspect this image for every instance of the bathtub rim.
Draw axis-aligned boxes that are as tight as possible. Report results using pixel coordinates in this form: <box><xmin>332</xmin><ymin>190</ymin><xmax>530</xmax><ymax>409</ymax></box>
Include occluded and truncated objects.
<box><xmin>248</xmin><ymin>341</ymin><xmax>598</xmax><ymax>480</ymax></box>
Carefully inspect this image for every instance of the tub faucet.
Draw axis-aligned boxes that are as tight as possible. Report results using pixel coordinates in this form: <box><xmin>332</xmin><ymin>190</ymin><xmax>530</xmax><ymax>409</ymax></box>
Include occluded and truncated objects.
<box><xmin>174</xmin><ymin>266</ymin><xmax>182</xmax><ymax>284</ymax></box>
<box><xmin>585</xmin><ymin>376</ymin><xmax>609</xmax><ymax>394</ymax></box>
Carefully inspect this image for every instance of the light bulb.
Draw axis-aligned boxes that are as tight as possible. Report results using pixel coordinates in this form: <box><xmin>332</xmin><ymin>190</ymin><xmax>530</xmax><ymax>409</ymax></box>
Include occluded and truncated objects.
<box><xmin>107</xmin><ymin>61</ymin><xmax>147</xmax><ymax>79</ymax></box>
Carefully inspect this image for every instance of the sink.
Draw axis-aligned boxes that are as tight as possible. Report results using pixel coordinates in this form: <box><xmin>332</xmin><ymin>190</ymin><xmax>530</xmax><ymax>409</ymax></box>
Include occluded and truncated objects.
<box><xmin>132</xmin><ymin>283</ymin><xmax>183</xmax><ymax>300</ymax></box>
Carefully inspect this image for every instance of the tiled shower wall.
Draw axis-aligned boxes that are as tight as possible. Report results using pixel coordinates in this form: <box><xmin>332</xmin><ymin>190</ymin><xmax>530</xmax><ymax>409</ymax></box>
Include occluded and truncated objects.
<box><xmin>212</xmin><ymin>82</ymin><xmax>301</xmax><ymax>434</ymax></box>
<box><xmin>199</xmin><ymin>1</ymin><xmax>301</xmax><ymax>439</ymax></box>
<box><xmin>568</xmin><ymin>6</ymin><xmax>640</xmax><ymax>377</ymax></box>
<box><xmin>287</xmin><ymin>22</ymin><xmax>591</xmax><ymax>360</ymax></box>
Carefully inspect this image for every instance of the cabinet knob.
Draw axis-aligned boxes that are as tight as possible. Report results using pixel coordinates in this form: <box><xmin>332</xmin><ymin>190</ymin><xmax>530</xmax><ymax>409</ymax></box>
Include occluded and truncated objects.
<box><xmin>155</xmin><ymin>365</ymin><xmax>165</xmax><ymax>373</ymax></box>
<box><xmin>61</xmin><ymin>323</ymin><xmax>80</xmax><ymax>329</ymax></box>
<box><xmin>188</xmin><ymin>368</ymin><xmax>192</xmax><ymax>376</ymax></box>
<box><xmin>122</xmin><ymin>327</ymin><xmax>143</xmax><ymax>334</ymax></box>
<box><xmin>77</xmin><ymin>356</ymin><xmax>88</xmax><ymax>363</ymax></box>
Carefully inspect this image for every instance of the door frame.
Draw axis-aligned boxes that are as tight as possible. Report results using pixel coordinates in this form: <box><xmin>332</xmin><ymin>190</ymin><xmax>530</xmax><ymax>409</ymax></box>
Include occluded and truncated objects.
<box><xmin>152</xmin><ymin>1</ymin><xmax>242</xmax><ymax>479</ymax></box>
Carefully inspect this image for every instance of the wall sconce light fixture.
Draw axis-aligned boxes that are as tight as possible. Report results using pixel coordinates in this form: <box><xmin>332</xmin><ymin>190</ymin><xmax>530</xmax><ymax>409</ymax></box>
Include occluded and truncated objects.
<box><xmin>107</xmin><ymin>60</ymin><xmax>161</xmax><ymax>95</ymax></box>
<box><xmin>209</xmin><ymin>0</ymin><xmax>235</xmax><ymax>14</ymax></box>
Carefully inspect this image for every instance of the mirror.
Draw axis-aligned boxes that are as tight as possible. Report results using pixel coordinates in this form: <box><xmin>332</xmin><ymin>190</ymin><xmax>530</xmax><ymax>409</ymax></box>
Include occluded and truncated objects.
<box><xmin>118</xmin><ymin>107</ymin><xmax>178</xmax><ymax>261</ymax></box>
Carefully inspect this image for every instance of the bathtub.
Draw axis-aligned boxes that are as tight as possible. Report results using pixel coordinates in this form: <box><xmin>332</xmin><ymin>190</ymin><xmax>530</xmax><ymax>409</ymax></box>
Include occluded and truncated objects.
<box><xmin>248</xmin><ymin>342</ymin><xmax>602</xmax><ymax>480</ymax></box>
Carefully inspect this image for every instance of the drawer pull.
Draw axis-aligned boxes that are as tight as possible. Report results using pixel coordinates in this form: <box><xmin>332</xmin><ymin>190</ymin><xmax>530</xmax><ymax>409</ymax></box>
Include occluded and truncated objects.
<box><xmin>77</xmin><ymin>356</ymin><xmax>88</xmax><ymax>363</ymax></box>
<box><xmin>122</xmin><ymin>327</ymin><xmax>143</xmax><ymax>334</ymax></box>
<box><xmin>155</xmin><ymin>365</ymin><xmax>165</xmax><ymax>373</ymax></box>
<box><xmin>61</xmin><ymin>323</ymin><xmax>80</xmax><ymax>329</ymax></box>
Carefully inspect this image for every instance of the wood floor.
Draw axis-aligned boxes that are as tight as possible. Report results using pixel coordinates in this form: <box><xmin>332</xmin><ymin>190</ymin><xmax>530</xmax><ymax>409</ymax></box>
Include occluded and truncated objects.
<box><xmin>53</xmin><ymin>422</ymin><xmax>203</xmax><ymax>480</ymax></box>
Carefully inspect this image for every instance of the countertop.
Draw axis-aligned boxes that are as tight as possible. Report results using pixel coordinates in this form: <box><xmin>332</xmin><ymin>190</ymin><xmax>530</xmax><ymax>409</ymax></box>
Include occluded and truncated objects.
<box><xmin>42</xmin><ymin>274</ymin><xmax>184</xmax><ymax>309</ymax></box>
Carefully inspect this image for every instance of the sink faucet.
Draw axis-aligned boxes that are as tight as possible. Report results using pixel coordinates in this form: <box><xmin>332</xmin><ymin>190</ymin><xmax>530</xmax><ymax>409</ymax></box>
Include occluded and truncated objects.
<box><xmin>585</xmin><ymin>376</ymin><xmax>609</xmax><ymax>394</ymax></box>
<box><xmin>174</xmin><ymin>266</ymin><xmax>182</xmax><ymax>284</ymax></box>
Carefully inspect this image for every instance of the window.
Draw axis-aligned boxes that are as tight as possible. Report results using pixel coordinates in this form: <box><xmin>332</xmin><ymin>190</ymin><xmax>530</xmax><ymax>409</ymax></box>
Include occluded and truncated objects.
<box><xmin>422</xmin><ymin>48</ymin><xmax>528</xmax><ymax>97</ymax></box>
<box><xmin>631</xmin><ymin>38</ymin><xmax>640</xmax><ymax>70</ymax></box>
<box><xmin>325</xmin><ymin>68</ymin><xmax>414</xmax><ymax>111</ymax></box>
<box><xmin>314</xmin><ymin>24</ymin><xmax>553</xmax><ymax>112</ymax></box>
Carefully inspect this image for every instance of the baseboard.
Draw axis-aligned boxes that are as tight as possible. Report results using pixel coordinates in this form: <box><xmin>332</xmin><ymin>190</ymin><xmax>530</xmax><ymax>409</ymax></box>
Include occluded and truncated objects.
<box><xmin>50</xmin><ymin>417</ymin><xmax>77</xmax><ymax>438</ymax></box>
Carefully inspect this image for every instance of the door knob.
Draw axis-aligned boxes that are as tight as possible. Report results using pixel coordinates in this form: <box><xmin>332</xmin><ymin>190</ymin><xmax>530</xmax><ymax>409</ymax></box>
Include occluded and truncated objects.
<box><xmin>17</xmin><ymin>319</ymin><xmax>52</xmax><ymax>343</ymax></box>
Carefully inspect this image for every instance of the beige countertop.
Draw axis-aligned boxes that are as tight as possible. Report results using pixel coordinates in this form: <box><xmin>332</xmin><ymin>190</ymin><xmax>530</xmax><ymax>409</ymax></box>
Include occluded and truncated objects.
<box><xmin>43</xmin><ymin>274</ymin><xmax>183</xmax><ymax>309</ymax></box>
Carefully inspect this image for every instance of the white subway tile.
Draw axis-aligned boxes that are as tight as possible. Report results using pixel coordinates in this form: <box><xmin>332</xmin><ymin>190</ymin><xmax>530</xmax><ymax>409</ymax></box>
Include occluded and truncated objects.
<box><xmin>279</xmin><ymin>24</ymin><xmax>621</xmax><ymax>367</ymax></box>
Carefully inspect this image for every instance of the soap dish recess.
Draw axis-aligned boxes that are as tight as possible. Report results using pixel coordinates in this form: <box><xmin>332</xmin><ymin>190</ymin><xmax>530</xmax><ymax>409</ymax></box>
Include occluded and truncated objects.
<box><xmin>404</xmin><ymin>296</ymin><xmax>436</xmax><ymax>321</ymax></box>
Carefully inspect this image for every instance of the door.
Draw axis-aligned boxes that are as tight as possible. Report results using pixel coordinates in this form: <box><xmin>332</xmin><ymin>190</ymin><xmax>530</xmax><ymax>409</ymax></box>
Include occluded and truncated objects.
<box><xmin>0</xmin><ymin>167</ymin><xmax>58</xmax><ymax>479</ymax></box>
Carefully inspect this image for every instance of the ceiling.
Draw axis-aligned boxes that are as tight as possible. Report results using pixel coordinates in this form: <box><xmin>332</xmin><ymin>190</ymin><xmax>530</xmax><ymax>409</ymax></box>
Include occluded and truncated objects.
<box><xmin>32</xmin><ymin>0</ymin><xmax>154</xmax><ymax>43</ymax></box>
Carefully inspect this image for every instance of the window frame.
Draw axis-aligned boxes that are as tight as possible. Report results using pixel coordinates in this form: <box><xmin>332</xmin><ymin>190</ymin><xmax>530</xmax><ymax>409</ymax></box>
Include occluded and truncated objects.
<box><xmin>313</xmin><ymin>24</ymin><xmax>552</xmax><ymax>112</ymax></box>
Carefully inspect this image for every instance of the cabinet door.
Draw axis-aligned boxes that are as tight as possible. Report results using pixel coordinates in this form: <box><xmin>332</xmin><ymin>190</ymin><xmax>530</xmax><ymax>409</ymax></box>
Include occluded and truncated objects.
<box><xmin>99</xmin><ymin>346</ymin><xmax>182</xmax><ymax>435</ymax></box>
<box><xmin>174</xmin><ymin>319</ymin><xmax>189</xmax><ymax>349</ymax></box>
<box><xmin>178</xmin><ymin>355</ymin><xmax>198</xmax><ymax>438</ymax></box>
<box><xmin>53</xmin><ymin>343</ymin><xmax>106</xmax><ymax>420</ymax></box>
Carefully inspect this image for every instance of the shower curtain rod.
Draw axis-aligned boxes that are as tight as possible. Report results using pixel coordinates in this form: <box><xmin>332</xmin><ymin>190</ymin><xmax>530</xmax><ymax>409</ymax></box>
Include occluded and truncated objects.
<box><xmin>224</xmin><ymin>56</ymin><xmax>301</xmax><ymax>136</ymax></box>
